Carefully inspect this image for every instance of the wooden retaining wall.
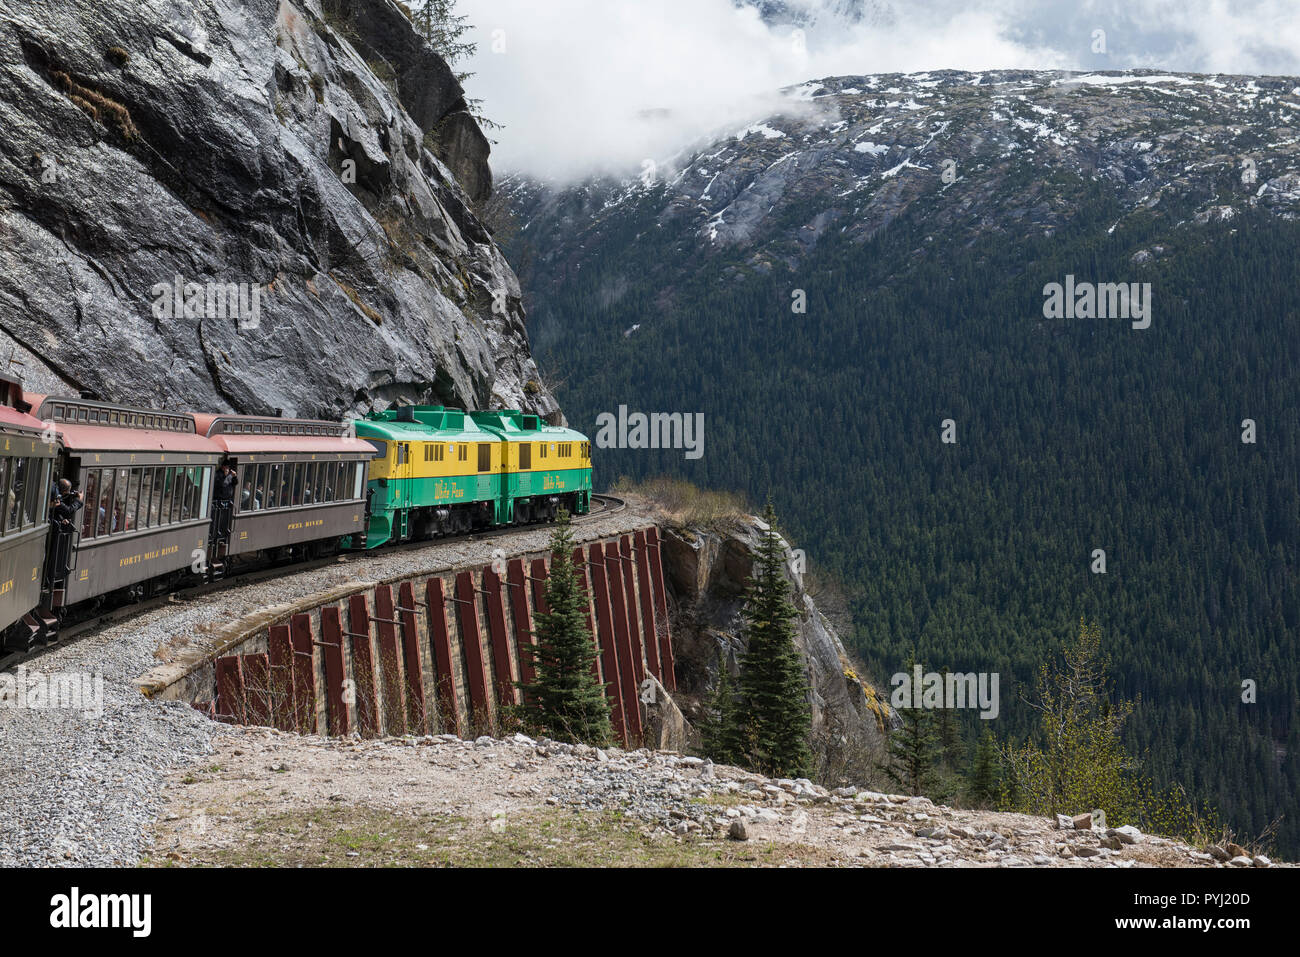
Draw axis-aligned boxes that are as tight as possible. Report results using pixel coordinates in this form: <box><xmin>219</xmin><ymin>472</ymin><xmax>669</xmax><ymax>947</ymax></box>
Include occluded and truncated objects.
<box><xmin>197</xmin><ymin>527</ymin><xmax>674</xmax><ymax>747</ymax></box>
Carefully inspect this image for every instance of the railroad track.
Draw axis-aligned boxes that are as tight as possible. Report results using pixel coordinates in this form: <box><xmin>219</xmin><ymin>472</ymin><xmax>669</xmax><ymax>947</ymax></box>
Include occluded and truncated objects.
<box><xmin>1</xmin><ymin>494</ymin><xmax>629</xmax><ymax>672</ymax></box>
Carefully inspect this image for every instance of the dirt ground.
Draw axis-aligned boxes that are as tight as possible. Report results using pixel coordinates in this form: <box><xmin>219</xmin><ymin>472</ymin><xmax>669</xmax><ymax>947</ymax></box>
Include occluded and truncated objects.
<box><xmin>145</xmin><ymin>727</ymin><xmax>1250</xmax><ymax>868</ymax></box>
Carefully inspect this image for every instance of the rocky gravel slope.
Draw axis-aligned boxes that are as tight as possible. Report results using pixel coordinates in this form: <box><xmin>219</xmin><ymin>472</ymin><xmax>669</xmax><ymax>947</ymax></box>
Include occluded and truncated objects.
<box><xmin>149</xmin><ymin>727</ymin><xmax>1277</xmax><ymax>868</ymax></box>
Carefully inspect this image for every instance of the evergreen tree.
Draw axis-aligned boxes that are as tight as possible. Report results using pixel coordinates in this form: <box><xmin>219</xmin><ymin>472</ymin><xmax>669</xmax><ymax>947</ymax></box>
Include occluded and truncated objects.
<box><xmin>517</xmin><ymin>511</ymin><xmax>612</xmax><ymax>746</ymax></box>
<box><xmin>966</xmin><ymin>726</ymin><xmax>1001</xmax><ymax>808</ymax></box>
<box><xmin>882</xmin><ymin>657</ymin><xmax>942</xmax><ymax>796</ymax></box>
<box><xmin>406</xmin><ymin>1</ymin><xmax>499</xmax><ymax>130</ymax></box>
<box><xmin>733</xmin><ymin>503</ymin><xmax>812</xmax><ymax>778</ymax></box>
<box><xmin>935</xmin><ymin>665</ymin><xmax>960</xmax><ymax>763</ymax></box>
<box><xmin>697</xmin><ymin>652</ymin><xmax>744</xmax><ymax>765</ymax></box>
<box><xmin>408</xmin><ymin>0</ymin><xmax>476</xmax><ymax>68</ymax></box>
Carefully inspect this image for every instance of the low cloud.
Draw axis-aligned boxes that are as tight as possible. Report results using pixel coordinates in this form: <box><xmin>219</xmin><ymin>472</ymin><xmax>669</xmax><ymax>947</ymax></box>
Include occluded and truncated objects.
<box><xmin>454</xmin><ymin>0</ymin><xmax>1300</xmax><ymax>183</ymax></box>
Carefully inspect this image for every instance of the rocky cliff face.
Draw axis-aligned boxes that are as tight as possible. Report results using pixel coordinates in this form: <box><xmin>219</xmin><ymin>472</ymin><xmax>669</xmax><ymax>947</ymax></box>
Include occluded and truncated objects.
<box><xmin>659</xmin><ymin>515</ymin><xmax>893</xmax><ymax>783</ymax></box>
<box><xmin>0</xmin><ymin>0</ymin><xmax>558</xmax><ymax>421</ymax></box>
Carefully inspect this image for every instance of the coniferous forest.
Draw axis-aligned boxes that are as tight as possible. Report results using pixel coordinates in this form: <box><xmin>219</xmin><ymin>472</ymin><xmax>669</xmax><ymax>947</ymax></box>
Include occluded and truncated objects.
<box><xmin>509</xmin><ymin>181</ymin><xmax>1300</xmax><ymax>855</ymax></box>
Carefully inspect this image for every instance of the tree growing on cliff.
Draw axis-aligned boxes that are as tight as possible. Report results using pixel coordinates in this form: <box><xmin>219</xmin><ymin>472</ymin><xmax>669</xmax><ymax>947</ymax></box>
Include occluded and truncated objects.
<box><xmin>408</xmin><ymin>0</ymin><xmax>475</xmax><ymax>67</ymax></box>
<box><xmin>730</xmin><ymin>503</ymin><xmax>812</xmax><ymax>778</ymax></box>
<box><xmin>405</xmin><ymin>1</ymin><xmax>499</xmax><ymax>131</ymax></box>
<box><xmin>517</xmin><ymin>511</ymin><xmax>612</xmax><ymax>746</ymax></box>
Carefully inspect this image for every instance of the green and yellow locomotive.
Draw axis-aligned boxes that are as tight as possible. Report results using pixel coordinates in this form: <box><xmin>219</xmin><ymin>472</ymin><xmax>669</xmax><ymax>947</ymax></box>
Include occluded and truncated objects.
<box><xmin>350</xmin><ymin>406</ymin><xmax>592</xmax><ymax>549</ymax></box>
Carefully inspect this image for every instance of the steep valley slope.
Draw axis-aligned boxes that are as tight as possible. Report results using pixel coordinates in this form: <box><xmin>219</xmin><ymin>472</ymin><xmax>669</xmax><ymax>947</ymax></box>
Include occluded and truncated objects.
<box><xmin>500</xmin><ymin>69</ymin><xmax>1300</xmax><ymax>855</ymax></box>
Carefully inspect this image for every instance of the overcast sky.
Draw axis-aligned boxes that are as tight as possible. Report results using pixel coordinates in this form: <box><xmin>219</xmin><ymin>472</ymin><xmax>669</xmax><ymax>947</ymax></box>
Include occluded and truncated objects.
<box><xmin>453</xmin><ymin>0</ymin><xmax>1300</xmax><ymax>182</ymax></box>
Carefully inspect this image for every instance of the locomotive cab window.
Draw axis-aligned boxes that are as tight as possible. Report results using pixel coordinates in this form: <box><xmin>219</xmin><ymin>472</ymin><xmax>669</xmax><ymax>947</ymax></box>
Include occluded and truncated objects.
<box><xmin>519</xmin><ymin>443</ymin><xmax>531</xmax><ymax>469</ymax></box>
<box><xmin>477</xmin><ymin>443</ymin><xmax>491</xmax><ymax>473</ymax></box>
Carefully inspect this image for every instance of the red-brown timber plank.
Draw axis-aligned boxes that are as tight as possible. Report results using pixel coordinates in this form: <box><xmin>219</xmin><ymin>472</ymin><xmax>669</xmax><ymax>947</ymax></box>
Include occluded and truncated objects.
<box><xmin>646</xmin><ymin>527</ymin><xmax>676</xmax><ymax>691</ymax></box>
<box><xmin>618</xmin><ymin>536</ymin><xmax>647</xmax><ymax>686</ymax></box>
<box><xmin>573</xmin><ymin>547</ymin><xmax>602</xmax><ymax>685</ymax></box>
<box><xmin>507</xmin><ymin>559</ymin><xmax>535</xmax><ymax>686</ymax></box>
<box><xmin>240</xmin><ymin>653</ymin><xmax>272</xmax><ymax>727</ymax></box>
<box><xmin>320</xmin><ymin>606</ymin><xmax>349</xmax><ymax>737</ymax></box>
<box><xmin>372</xmin><ymin>584</ymin><xmax>406</xmax><ymax>736</ymax></box>
<box><xmin>398</xmin><ymin>581</ymin><xmax>427</xmax><ymax>732</ymax></box>
<box><xmin>425</xmin><ymin>577</ymin><xmax>461</xmax><ymax>736</ymax></box>
<box><xmin>483</xmin><ymin>569</ymin><xmax>517</xmax><ymax>708</ymax></box>
<box><xmin>604</xmin><ymin>544</ymin><xmax>643</xmax><ymax>742</ymax></box>
<box><xmin>347</xmin><ymin>594</ymin><xmax>380</xmax><ymax>737</ymax></box>
<box><xmin>587</xmin><ymin>543</ymin><xmax>628</xmax><ymax>744</ymax></box>
<box><xmin>529</xmin><ymin>558</ymin><xmax>550</xmax><ymax>616</ymax></box>
<box><xmin>632</xmin><ymin>530</ymin><xmax>661</xmax><ymax>680</ymax></box>
<box><xmin>215</xmin><ymin>656</ymin><xmax>245</xmax><ymax>725</ymax></box>
<box><xmin>267</xmin><ymin>623</ymin><xmax>294</xmax><ymax>731</ymax></box>
<box><xmin>289</xmin><ymin>613</ymin><xmax>318</xmax><ymax>735</ymax></box>
<box><xmin>455</xmin><ymin>570</ymin><xmax>490</xmax><ymax>728</ymax></box>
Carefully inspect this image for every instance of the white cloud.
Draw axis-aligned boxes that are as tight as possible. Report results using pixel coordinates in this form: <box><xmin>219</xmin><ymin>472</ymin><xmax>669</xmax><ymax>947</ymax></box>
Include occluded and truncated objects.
<box><xmin>453</xmin><ymin>0</ymin><xmax>1300</xmax><ymax>183</ymax></box>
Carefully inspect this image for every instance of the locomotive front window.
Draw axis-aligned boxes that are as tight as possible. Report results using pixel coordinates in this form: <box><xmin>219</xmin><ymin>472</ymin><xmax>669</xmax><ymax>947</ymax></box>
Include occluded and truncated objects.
<box><xmin>365</xmin><ymin>440</ymin><xmax>388</xmax><ymax>460</ymax></box>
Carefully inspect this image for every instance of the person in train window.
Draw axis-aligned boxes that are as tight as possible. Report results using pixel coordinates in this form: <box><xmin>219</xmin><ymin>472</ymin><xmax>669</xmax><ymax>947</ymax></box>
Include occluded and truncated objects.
<box><xmin>81</xmin><ymin>472</ymin><xmax>99</xmax><ymax>537</ymax></box>
<box><xmin>49</xmin><ymin>479</ymin><xmax>83</xmax><ymax>529</ymax></box>
<box><xmin>214</xmin><ymin>462</ymin><xmax>239</xmax><ymax>504</ymax></box>
<box><xmin>98</xmin><ymin>494</ymin><xmax>112</xmax><ymax>535</ymax></box>
<box><xmin>9</xmin><ymin>459</ymin><xmax>26</xmax><ymax>530</ymax></box>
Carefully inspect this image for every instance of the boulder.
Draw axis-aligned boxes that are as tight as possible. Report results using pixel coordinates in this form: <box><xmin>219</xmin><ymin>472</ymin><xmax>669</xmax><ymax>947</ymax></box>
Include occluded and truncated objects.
<box><xmin>1110</xmin><ymin>825</ymin><xmax>1142</xmax><ymax>845</ymax></box>
<box><xmin>637</xmin><ymin>674</ymin><xmax>692</xmax><ymax>753</ymax></box>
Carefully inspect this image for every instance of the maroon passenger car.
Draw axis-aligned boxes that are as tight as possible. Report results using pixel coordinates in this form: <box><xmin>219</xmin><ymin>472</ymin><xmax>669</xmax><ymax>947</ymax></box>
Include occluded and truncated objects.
<box><xmin>191</xmin><ymin>413</ymin><xmax>373</xmax><ymax>562</ymax></box>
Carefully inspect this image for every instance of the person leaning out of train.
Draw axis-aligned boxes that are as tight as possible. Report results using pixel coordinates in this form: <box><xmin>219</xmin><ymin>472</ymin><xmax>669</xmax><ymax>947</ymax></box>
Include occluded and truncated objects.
<box><xmin>214</xmin><ymin>461</ymin><xmax>239</xmax><ymax>505</ymax></box>
<box><xmin>49</xmin><ymin>479</ymin><xmax>84</xmax><ymax>528</ymax></box>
